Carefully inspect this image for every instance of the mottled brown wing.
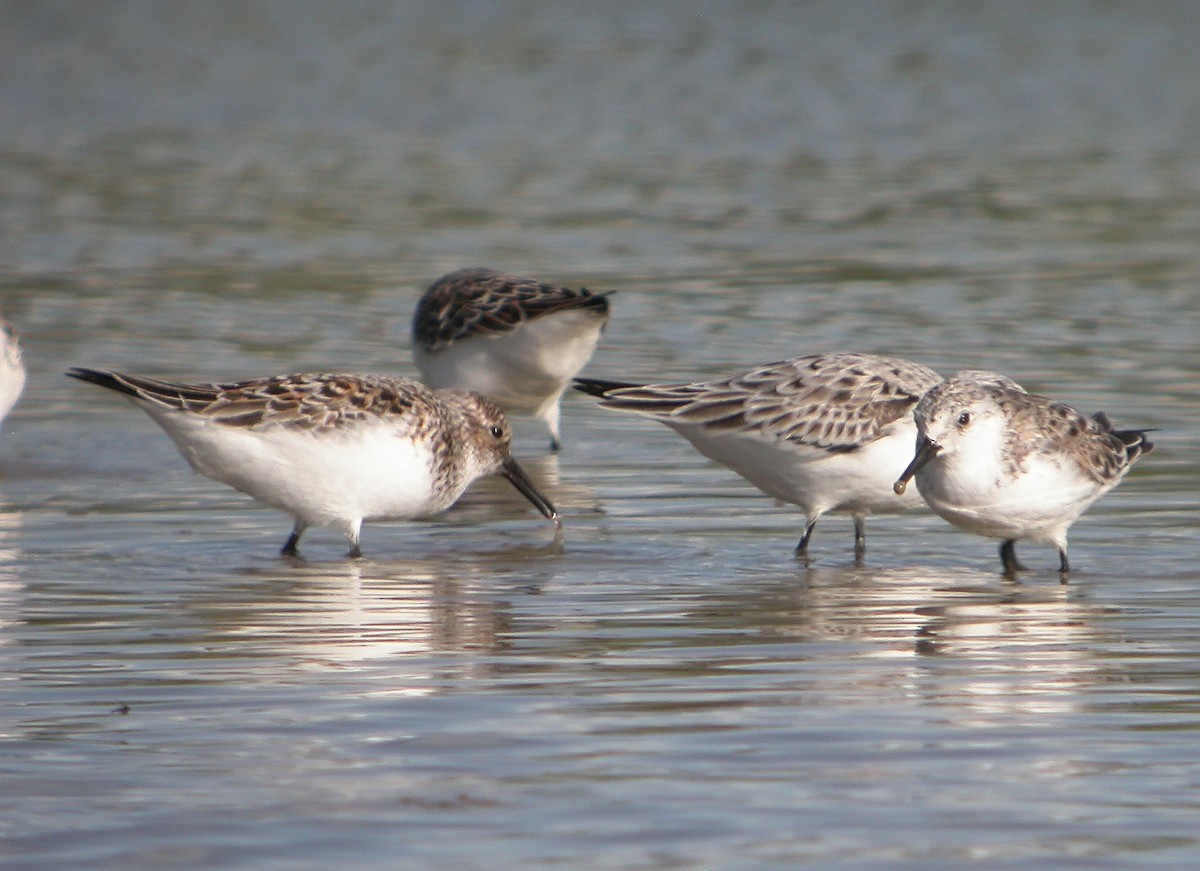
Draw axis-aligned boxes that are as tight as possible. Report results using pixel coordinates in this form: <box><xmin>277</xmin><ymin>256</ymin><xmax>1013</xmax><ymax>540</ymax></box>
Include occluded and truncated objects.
<box><xmin>71</xmin><ymin>369</ymin><xmax>436</xmax><ymax>434</ymax></box>
<box><xmin>594</xmin><ymin>353</ymin><xmax>942</xmax><ymax>451</ymax></box>
<box><xmin>200</xmin><ymin>374</ymin><xmax>437</xmax><ymax>432</ymax></box>
<box><xmin>413</xmin><ymin>267</ymin><xmax>611</xmax><ymax>350</ymax></box>
<box><xmin>1010</xmin><ymin>397</ymin><xmax>1153</xmax><ymax>484</ymax></box>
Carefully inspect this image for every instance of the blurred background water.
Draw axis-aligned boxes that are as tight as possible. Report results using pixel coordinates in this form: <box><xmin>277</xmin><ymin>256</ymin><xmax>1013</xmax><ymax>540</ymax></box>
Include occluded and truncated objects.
<box><xmin>1</xmin><ymin>2</ymin><xmax>1198</xmax><ymax>868</ymax></box>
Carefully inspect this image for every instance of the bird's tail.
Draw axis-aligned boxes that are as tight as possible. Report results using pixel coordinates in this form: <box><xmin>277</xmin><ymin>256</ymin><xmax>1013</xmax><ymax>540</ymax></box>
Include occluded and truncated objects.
<box><xmin>1092</xmin><ymin>412</ymin><xmax>1155</xmax><ymax>462</ymax></box>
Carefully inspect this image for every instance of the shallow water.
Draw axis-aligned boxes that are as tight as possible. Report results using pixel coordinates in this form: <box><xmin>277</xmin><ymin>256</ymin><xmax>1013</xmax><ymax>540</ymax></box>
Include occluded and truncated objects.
<box><xmin>2</xmin><ymin>2</ymin><xmax>1199</xmax><ymax>869</ymax></box>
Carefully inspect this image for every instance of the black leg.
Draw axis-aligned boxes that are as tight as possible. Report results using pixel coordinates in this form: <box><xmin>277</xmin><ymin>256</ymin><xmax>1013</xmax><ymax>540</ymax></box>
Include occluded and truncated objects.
<box><xmin>853</xmin><ymin>516</ymin><xmax>866</xmax><ymax>562</ymax></box>
<box><xmin>1057</xmin><ymin>548</ymin><xmax>1070</xmax><ymax>577</ymax></box>
<box><xmin>347</xmin><ymin>543</ymin><xmax>363</xmax><ymax>559</ymax></box>
<box><xmin>999</xmin><ymin>539</ymin><xmax>1027</xmax><ymax>574</ymax></box>
<box><xmin>548</xmin><ymin>436</ymin><xmax>562</xmax><ymax>452</ymax></box>
<box><xmin>281</xmin><ymin>523</ymin><xmax>305</xmax><ymax>557</ymax></box>
<box><xmin>795</xmin><ymin>518</ymin><xmax>818</xmax><ymax>556</ymax></box>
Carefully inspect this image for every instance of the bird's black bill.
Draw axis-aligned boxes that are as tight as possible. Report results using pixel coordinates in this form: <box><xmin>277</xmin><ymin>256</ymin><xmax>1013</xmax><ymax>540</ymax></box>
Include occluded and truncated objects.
<box><xmin>894</xmin><ymin>436</ymin><xmax>941</xmax><ymax>496</ymax></box>
<box><xmin>501</xmin><ymin>456</ymin><xmax>560</xmax><ymax>524</ymax></box>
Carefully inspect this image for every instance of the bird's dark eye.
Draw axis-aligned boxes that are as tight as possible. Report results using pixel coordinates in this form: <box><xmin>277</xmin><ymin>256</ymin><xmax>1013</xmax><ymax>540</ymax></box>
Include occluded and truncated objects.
<box><xmin>957</xmin><ymin>411</ymin><xmax>971</xmax><ymax>426</ymax></box>
<box><xmin>490</xmin><ymin>425</ymin><xmax>504</xmax><ymax>439</ymax></box>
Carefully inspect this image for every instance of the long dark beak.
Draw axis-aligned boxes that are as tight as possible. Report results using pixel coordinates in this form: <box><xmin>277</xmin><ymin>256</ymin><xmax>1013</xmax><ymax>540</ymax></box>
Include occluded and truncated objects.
<box><xmin>894</xmin><ymin>436</ymin><xmax>941</xmax><ymax>496</ymax></box>
<box><xmin>501</xmin><ymin>456</ymin><xmax>560</xmax><ymax>525</ymax></box>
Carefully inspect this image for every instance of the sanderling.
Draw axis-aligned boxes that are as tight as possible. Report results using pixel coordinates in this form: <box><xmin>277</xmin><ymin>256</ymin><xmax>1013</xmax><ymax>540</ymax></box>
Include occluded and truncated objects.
<box><xmin>66</xmin><ymin>368</ymin><xmax>559</xmax><ymax>558</ymax></box>
<box><xmin>894</xmin><ymin>371</ymin><xmax>1153</xmax><ymax>575</ymax></box>
<box><xmin>0</xmin><ymin>315</ymin><xmax>26</xmax><ymax>428</ymax></box>
<box><xmin>575</xmin><ymin>352</ymin><xmax>943</xmax><ymax>559</ymax></box>
<box><xmin>412</xmin><ymin>267</ymin><xmax>613</xmax><ymax>452</ymax></box>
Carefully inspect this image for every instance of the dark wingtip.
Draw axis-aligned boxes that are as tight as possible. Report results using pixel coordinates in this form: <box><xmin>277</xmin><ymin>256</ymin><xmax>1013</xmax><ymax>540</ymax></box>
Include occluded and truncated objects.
<box><xmin>1117</xmin><ymin>429</ymin><xmax>1155</xmax><ymax>460</ymax></box>
<box><xmin>577</xmin><ymin>288</ymin><xmax>615</xmax><ymax>314</ymax></box>
<box><xmin>572</xmin><ymin>377</ymin><xmax>642</xmax><ymax>398</ymax></box>
<box><xmin>66</xmin><ymin>367</ymin><xmax>134</xmax><ymax>396</ymax></box>
<box><xmin>1091</xmin><ymin>411</ymin><xmax>1156</xmax><ymax>462</ymax></box>
<box><xmin>66</xmin><ymin>366</ymin><xmax>98</xmax><ymax>382</ymax></box>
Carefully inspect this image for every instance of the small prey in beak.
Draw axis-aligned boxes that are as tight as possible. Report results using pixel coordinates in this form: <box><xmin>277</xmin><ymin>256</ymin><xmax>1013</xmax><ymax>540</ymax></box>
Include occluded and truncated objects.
<box><xmin>894</xmin><ymin>436</ymin><xmax>941</xmax><ymax>496</ymax></box>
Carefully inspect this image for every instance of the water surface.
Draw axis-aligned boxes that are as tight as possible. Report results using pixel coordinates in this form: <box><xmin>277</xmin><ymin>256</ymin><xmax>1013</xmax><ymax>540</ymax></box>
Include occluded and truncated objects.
<box><xmin>1</xmin><ymin>3</ymin><xmax>1198</xmax><ymax>869</ymax></box>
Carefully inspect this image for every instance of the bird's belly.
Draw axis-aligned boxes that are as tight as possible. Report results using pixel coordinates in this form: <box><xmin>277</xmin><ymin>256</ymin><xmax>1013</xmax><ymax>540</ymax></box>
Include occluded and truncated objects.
<box><xmin>673</xmin><ymin>424</ymin><xmax>925</xmax><ymax>516</ymax></box>
<box><xmin>416</xmin><ymin>311</ymin><xmax>605</xmax><ymax>414</ymax></box>
<box><xmin>917</xmin><ymin>462</ymin><xmax>1102</xmax><ymax>540</ymax></box>
<box><xmin>163</xmin><ymin>419</ymin><xmax>451</xmax><ymax>528</ymax></box>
